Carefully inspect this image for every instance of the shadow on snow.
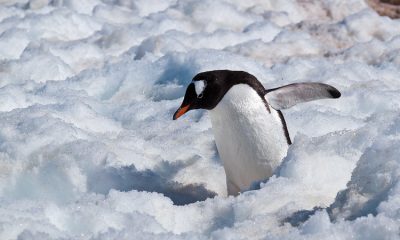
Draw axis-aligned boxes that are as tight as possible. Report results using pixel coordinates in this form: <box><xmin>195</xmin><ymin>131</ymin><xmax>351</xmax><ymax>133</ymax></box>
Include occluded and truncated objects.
<box><xmin>87</xmin><ymin>161</ymin><xmax>217</xmax><ymax>206</ymax></box>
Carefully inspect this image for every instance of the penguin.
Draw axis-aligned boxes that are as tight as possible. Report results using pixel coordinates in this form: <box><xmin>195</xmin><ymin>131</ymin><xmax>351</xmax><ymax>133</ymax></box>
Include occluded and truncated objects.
<box><xmin>173</xmin><ymin>70</ymin><xmax>341</xmax><ymax>196</ymax></box>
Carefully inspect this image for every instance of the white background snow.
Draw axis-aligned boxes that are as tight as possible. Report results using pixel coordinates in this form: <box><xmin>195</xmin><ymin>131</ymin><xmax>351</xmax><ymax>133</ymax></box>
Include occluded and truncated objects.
<box><xmin>0</xmin><ymin>0</ymin><xmax>399</xmax><ymax>239</ymax></box>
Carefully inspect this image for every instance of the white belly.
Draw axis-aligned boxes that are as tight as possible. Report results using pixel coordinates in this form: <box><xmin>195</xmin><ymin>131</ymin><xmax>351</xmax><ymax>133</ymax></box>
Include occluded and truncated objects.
<box><xmin>209</xmin><ymin>84</ymin><xmax>289</xmax><ymax>195</ymax></box>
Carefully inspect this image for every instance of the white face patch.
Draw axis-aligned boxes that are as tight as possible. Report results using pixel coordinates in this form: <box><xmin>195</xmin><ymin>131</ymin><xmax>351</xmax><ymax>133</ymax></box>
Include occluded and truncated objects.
<box><xmin>193</xmin><ymin>80</ymin><xmax>206</xmax><ymax>97</ymax></box>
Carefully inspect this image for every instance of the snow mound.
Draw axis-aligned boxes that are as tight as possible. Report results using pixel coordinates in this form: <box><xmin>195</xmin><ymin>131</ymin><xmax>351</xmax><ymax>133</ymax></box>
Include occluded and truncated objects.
<box><xmin>0</xmin><ymin>0</ymin><xmax>399</xmax><ymax>239</ymax></box>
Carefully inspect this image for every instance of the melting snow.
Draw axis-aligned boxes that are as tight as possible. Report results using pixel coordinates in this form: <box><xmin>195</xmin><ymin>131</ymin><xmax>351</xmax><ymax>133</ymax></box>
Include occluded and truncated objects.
<box><xmin>0</xmin><ymin>0</ymin><xmax>399</xmax><ymax>239</ymax></box>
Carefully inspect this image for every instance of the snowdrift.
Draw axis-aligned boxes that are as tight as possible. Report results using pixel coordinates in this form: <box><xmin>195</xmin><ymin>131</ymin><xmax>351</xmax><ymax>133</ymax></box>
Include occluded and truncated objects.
<box><xmin>0</xmin><ymin>0</ymin><xmax>399</xmax><ymax>239</ymax></box>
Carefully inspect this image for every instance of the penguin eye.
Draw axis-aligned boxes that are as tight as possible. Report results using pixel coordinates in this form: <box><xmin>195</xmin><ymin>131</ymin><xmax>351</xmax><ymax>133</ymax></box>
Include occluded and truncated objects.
<box><xmin>198</xmin><ymin>92</ymin><xmax>203</xmax><ymax>99</ymax></box>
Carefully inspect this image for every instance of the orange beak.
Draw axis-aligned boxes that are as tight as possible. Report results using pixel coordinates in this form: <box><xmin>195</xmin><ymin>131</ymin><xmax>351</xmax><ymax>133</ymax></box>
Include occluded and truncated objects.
<box><xmin>173</xmin><ymin>104</ymin><xmax>190</xmax><ymax>120</ymax></box>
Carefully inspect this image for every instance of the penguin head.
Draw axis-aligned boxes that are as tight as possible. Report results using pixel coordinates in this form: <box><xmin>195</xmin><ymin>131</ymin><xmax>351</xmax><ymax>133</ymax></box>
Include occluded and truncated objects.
<box><xmin>173</xmin><ymin>71</ymin><xmax>228</xmax><ymax>120</ymax></box>
<box><xmin>173</xmin><ymin>70</ymin><xmax>264</xmax><ymax>120</ymax></box>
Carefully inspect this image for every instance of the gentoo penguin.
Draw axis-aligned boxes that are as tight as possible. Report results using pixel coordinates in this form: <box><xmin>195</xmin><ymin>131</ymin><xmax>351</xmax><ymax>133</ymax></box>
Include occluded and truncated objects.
<box><xmin>173</xmin><ymin>70</ymin><xmax>341</xmax><ymax>196</ymax></box>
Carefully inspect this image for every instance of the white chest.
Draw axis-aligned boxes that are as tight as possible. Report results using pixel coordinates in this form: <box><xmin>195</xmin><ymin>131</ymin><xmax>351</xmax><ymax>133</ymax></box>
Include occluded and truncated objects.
<box><xmin>209</xmin><ymin>84</ymin><xmax>289</xmax><ymax>195</ymax></box>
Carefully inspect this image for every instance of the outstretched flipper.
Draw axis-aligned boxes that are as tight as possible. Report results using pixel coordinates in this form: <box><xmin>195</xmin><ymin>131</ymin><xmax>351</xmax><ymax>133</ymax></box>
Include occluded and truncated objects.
<box><xmin>265</xmin><ymin>82</ymin><xmax>341</xmax><ymax>110</ymax></box>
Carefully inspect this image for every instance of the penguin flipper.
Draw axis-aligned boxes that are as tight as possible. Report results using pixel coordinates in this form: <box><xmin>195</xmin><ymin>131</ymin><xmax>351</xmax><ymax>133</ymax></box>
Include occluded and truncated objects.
<box><xmin>265</xmin><ymin>82</ymin><xmax>341</xmax><ymax>110</ymax></box>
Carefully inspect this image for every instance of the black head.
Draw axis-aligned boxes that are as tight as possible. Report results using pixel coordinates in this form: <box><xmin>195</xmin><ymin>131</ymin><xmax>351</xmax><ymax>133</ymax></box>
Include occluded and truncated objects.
<box><xmin>173</xmin><ymin>70</ymin><xmax>265</xmax><ymax>120</ymax></box>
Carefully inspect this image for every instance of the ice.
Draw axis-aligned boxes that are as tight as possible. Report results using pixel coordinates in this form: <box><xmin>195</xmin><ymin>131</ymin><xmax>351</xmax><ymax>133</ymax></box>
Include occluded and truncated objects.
<box><xmin>0</xmin><ymin>0</ymin><xmax>399</xmax><ymax>239</ymax></box>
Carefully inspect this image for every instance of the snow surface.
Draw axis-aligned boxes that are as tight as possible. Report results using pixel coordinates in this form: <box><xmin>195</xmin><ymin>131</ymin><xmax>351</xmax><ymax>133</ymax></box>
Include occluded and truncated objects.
<box><xmin>0</xmin><ymin>0</ymin><xmax>399</xmax><ymax>239</ymax></box>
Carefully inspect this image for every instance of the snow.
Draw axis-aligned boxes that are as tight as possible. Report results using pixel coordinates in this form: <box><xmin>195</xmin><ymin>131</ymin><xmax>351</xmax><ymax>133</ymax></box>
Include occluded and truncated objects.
<box><xmin>0</xmin><ymin>0</ymin><xmax>399</xmax><ymax>239</ymax></box>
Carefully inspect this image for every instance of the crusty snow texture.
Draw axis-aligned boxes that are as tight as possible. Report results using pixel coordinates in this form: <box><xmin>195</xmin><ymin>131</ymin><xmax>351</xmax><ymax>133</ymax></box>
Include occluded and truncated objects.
<box><xmin>0</xmin><ymin>0</ymin><xmax>399</xmax><ymax>239</ymax></box>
